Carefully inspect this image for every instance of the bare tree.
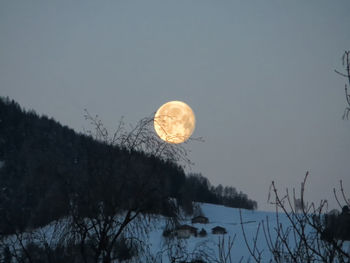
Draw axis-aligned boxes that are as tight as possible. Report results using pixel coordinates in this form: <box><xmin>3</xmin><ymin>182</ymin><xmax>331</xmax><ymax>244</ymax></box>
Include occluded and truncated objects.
<box><xmin>335</xmin><ymin>50</ymin><xmax>350</xmax><ymax>119</ymax></box>
<box><xmin>156</xmin><ymin>235</ymin><xmax>216</xmax><ymax>263</ymax></box>
<box><xmin>66</xmin><ymin>112</ymin><xmax>199</xmax><ymax>263</ymax></box>
<box><xmin>216</xmin><ymin>235</ymin><xmax>239</xmax><ymax>263</ymax></box>
<box><xmin>241</xmin><ymin>172</ymin><xmax>350</xmax><ymax>262</ymax></box>
<box><xmin>239</xmin><ymin>51</ymin><xmax>350</xmax><ymax>262</ymax></box>
<box><xmin>293</xmin><ymin>193</ymin><xmax>304</xmax><ymax>214</ymax></box>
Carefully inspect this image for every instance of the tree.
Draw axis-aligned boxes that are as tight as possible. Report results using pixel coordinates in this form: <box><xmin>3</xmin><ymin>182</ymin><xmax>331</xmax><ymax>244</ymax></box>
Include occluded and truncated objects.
<box><xmin>241</xmin><ymin>172</ymin><xmax>350</xmax><ymax>262</ymax></box>
<box><xmin>335</xmin><ymin>50</ymin><xmax>350</xmax><ymax>119</ymax></box>
<box><xmin>237</xmin><ymin>51</ymin><xmax>350</xmax><ymax>262</ymax></box>
<box><xmin>66</xmin><ymin>112</ymin><xmax>195</xmax><ymax>263</ymax></box>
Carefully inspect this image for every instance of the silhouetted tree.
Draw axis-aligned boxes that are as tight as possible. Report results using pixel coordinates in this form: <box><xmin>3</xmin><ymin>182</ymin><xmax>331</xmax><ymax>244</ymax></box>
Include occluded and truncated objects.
<box><xmin>241</xmin><ymin>172</ymin><xmax>350</xmax><ymax>262</ymax></box>
<box><xmin>335</xmin><ymin>50</ymin><xmax>350</xmax><ymax>119</ymax></box>
<box><xmin>66</xmin><ymin>111</ymin><xmax>193</xmax><ymax>263</ymax></box>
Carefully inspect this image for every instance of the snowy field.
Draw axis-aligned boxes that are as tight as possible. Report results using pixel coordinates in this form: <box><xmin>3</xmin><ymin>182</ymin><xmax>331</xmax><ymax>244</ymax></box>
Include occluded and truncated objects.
<box><xmin>2</xmin><ymin>203</ymin><xmax>349</xmax><ymax>262</ymax></box>
<box><xmin>148</xmin><ymin>203</ymin><xmax>289</xmax><ymax>262</ymax></box>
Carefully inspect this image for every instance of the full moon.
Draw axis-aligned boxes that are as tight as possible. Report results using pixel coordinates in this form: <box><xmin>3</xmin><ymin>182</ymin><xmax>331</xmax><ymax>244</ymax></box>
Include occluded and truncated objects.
<box><xmin>154</xmin><ymin>101</ymin><xmax>196</xmax><ymax>144</ymax></box>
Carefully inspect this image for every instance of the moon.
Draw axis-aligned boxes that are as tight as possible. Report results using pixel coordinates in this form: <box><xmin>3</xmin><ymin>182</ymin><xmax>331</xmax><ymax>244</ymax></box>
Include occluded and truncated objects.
<box><xmin>154</xmin><ymin>101</ymin><xmax>196</xmax><ymax>144</ymax></box>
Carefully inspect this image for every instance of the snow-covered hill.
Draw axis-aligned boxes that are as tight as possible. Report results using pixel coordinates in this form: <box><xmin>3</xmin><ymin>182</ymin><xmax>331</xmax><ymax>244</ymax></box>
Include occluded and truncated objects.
<box><xmin>148</xmin><ymin>203</ymin><xmax>350</xmax><ymax>262</ymax></box>
<box><xmin>148</xmin><ymin>203</ymin><xmax>288</xmax><ymax>262</ymax></box>
<box><xmin>2</xmin><ymin>203</ymin><xmax>349</xmax><ymax>262</ymax></box>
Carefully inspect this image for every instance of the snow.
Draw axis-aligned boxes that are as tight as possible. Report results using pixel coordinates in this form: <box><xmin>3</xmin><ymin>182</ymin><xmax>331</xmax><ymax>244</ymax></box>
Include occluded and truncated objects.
<box><xmin>344</xmin><ymin>241</ymin><xmax>350</xmax><ymax>255</ymax></box>
<box><xmin>146</xmin><ymin>203</ymin><xmax>289</xmax><ymax>262</ymax></box>
<box><xmin>2</xmin><ymin>203</ymin><xmax>348</xmax><ymax>262</ymax></box>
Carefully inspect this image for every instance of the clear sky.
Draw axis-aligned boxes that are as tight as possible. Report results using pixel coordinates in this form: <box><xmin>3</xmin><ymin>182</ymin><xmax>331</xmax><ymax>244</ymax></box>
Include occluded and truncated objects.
<box><xmin>1</xmin><ymin>0</ymin><xmax>350</xmax><ymax>211</ymax></box>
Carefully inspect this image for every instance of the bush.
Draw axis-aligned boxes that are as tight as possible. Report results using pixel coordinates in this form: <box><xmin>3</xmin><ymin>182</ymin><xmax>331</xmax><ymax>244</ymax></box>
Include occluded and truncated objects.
<box><xmin>199</xmin><ymin>228</ymin><xmax>207</xmax><ymax>237</ymax></box>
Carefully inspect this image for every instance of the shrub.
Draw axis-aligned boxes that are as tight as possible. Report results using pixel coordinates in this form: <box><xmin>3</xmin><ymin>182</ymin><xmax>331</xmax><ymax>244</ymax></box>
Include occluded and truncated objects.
<box><xmin>199</xmin><ymin>228</ymin><xmax>207</xmax><ymax>237</ymax></box>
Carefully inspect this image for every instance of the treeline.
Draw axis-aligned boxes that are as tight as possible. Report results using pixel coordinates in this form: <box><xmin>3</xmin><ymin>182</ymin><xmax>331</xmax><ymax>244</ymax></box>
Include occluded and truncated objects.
<box><xmin>0</xmin><ymin>97</ymin><xmax>256</xmax><ymax>235</ymax></box>
<box><xmin>321</xmin><ymin>206</ymin><xmax>350</xmax><ymax>242</ymax></box>
<box><xmin>180</xmin><ymin>173</ymin><xmax>257</xmax><ymax>212</ymax></box>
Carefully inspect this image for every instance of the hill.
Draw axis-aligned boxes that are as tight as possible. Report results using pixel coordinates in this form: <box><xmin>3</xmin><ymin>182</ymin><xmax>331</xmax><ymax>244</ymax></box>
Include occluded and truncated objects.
<box><xmin>3</xmin><ymin>202</ymin><xmax>349</xmax><ymax>262</ymax></box>
<box><xmin>0</xmin><ymin>203</ymin><xmax>277</xmax><ymax>262</ymax></box>
<box><xmin>0</xmin><ymin>97</ymin><xmax>256</xmax><ymax>235</ymax></box>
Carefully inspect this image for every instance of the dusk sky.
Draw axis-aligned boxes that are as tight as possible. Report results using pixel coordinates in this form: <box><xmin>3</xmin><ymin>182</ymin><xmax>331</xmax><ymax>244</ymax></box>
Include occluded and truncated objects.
<box><xmin>1</xmin><ymin>0</ymin><xmax>350</xmax><ymax>211</ymax></box>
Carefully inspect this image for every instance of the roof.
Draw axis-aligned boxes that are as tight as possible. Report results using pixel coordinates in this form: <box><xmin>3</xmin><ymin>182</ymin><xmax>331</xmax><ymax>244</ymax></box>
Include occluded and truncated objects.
<box><xmin>177</xmin><ymin>224</ymin><xmax>198</xmax><ymax>231</ymax></box>
<box><xmin>212</xmin><ymin>226</ymin><xmax>226</xmax><ymax>231</ymax></box>
<box><xmin>192</xmin><ymin>215</ymin><xmax>208</xmax><ymax>219</ymax></box>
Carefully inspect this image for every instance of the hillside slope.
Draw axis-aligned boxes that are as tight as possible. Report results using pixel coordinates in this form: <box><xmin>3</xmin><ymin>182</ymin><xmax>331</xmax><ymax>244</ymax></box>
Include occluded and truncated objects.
<box><xmin>0</xmin><ymin>203</ymin><xmax>312</xmax><ymax>262</ymax></box>
<box><xmin>0</xmin><ymin>97</ymin><xmax>257</xmax><ymax>236</ymax></box>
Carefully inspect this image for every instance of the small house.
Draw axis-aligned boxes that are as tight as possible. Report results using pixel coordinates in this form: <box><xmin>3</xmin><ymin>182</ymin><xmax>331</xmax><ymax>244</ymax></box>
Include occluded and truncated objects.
<box><xmin>212</xmin><ymin>226</ymin><xmax>227</xmax><ymax>235</ymax></box>
<box><xmin>191</xmin><ymin>215</ymin><xmax>209</xmax><ymax>224</ymax></box>
<box><xmin>176</xmin><ymin>224</ymin><xmax>198</xmax><ymax>238</ymax></box>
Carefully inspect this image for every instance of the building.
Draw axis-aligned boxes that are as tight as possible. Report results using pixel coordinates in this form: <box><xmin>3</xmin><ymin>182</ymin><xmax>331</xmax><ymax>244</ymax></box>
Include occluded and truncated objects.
<box><xmin>212</xmin><ymin>226</ymin><xmax>227</xmax><ymax>235</ymax></box>
<box><xmin>191</xmin><ymin>215</ymin><xmax>209</xmax><ymax>224</ymax></box>
<box><xmin>175</xmin><ymin>224</ymin><xmax>198</xmax><ymax>238</ymax></box>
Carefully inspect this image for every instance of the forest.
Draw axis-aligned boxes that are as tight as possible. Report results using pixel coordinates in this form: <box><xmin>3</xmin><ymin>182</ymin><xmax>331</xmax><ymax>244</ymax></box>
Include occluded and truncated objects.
<box><xmin>0</xmin><ymin>97</ymin><xmax>257</xmax><ymax>236</ymax></box>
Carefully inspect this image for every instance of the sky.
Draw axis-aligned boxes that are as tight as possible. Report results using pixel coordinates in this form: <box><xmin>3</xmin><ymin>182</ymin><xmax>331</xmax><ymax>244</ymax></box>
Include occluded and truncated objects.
<box><xmin>1</xmin><ymin>0</ymin><xmax>350</xmax><ymax>211</ymax></box>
